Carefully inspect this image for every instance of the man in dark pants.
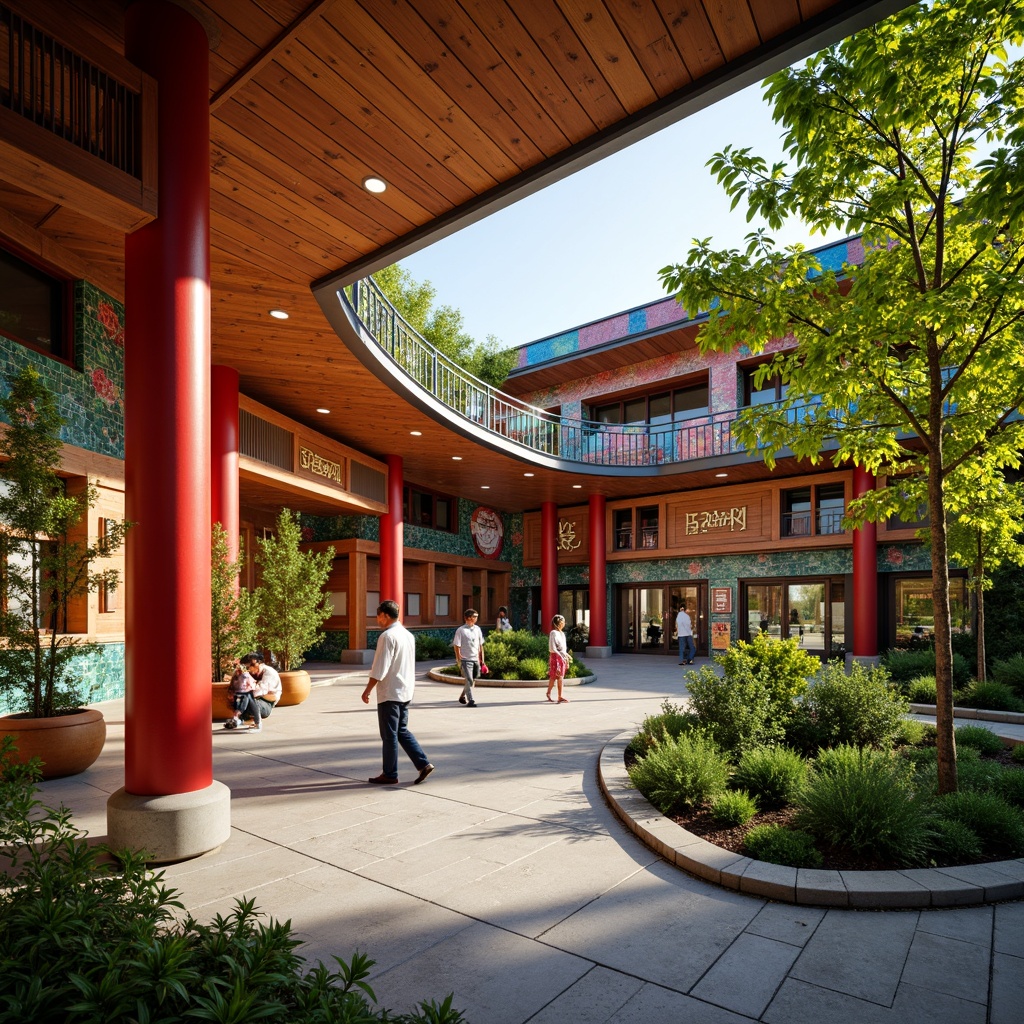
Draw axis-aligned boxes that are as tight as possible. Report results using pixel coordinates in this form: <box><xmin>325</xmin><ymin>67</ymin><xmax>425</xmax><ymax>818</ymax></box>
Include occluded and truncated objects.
<box><xmin>361</xmin><ymin>599</ymin><xmax>434</xmax><ymax>785</ymax></box>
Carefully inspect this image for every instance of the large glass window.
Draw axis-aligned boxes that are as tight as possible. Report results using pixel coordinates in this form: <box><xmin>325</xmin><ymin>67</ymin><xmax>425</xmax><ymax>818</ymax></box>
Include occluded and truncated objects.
<box><xmin>743</xmin><ymin>364</ymin><xmax>786</xmax><ymax>406</ymax></box>
<box><xmin>403</xmin><ymin>485</ymin><xmax>456</xmax><ymax>533</ymax></box>
<box><xmin>895</xmin><ymin>576</ymin><xmax>970</xmax><ymax>642</ymax></box>
<box><xmin>781</xmin><ymin>482</ymin><xmax>846</xmax><ymax>537</ymax></box>
<box><xmin>592</xmin><ymin>381</ymin><xmax>709</xmax><ymax>426</ymax></box>
<box><xmin>743</xmin><ymin>577</ymin><xmax>846</xmax><ymax>659</ymax></box>
<box><xmin>0</xmin><ymin>248</ymin><xmax>68</xmax><ymax>359</ymax></box>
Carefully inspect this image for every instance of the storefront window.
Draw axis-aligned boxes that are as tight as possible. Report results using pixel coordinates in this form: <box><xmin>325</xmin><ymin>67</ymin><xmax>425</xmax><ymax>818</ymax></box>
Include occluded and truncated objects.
<box><xmin>895</xmin><ymin>576</ymin><xmax>970</xmax><ymax>642</ymax></box>
<box><xmin>746</xmin><ymin>583</ymin><xmax>782</xmax><ymax>638</ymax></box>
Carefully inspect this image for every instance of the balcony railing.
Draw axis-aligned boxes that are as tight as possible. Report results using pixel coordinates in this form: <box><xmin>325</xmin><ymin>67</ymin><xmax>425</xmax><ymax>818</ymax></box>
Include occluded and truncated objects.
<box><xmin>348</xmin><ymin>277</ymin><xmax>754</xmax><ymax>469</ymax></box>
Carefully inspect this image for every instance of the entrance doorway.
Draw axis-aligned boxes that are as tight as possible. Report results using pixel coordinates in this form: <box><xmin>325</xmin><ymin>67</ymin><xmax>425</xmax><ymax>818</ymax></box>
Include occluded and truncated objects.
<box><xmin>616</xmin><ymin>582</ymin><xmax>707</xmax><ymax>656</ymax></box>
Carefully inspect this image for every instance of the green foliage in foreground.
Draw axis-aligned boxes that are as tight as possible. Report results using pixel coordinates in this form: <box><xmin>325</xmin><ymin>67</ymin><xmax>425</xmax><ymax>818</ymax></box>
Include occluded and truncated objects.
<box><xmin>710</xmin><ymin>790</ymin><xmax>759</xmax><ymax>826</ymax></box>
<box><xmin>742</xmin><ymin>825</ymin><xmax>823</xmax><ymax>869</ymax></box>
<box><xmin>955</xmin><ymin>725</ymin><xmax>1007</xmax><ymax>756</ymax></box>
<box><xmin>0</xmin><ymin>739</ymin><xmax>464</xmax><ymax>1024</ymax></box>
<box><xmin>442</xmin><ymin>628</ymin><xmax>592</xmax><ymax>680</ymax></box>
<box><xmin>627</xmin><ymin>731</ymin><xmax>730</xmax><ymax>815</ymax></box>
<box><xmin>956</xmin><ymin>681</ymin><xmax>1024</xmax><ymax>713</ymax></box>
<box><xmin>731</xmin><ymin>746</ymin><xmax>808</xmax><ymax>809</ymax></box>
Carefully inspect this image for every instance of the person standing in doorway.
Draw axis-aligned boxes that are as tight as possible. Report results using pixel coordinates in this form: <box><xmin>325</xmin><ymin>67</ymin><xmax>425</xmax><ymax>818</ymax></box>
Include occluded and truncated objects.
<box><xmin>677</xmin><ymin>604</ymin><xmax>696</xmax><ymax>665</ymax></box>
<box><xmin>361</xmin><ymin>600</ymin><xmax>434</xmax><ymax>785</ymax></box>
<box><xmin>453</xmin><ymin>607</ymin><xmax>486</xmax><ymax>707</ymax></box>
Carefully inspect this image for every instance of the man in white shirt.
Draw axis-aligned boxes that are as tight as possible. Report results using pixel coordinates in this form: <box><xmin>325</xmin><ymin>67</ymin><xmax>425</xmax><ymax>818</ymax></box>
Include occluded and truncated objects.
<box><xmin>361</xmin><ymin>600</ymin><xmax>434</xmax><ymax>785</ymax></box>
<box><xmin>676</xmin><ymin>605</ymin><xmax>696</xmax><ymax>665</ymax></box>
<box><xmin>239</xmin><ymin>651</ymin><xmax>282</xmax><ymax>732</ymax></box>
<box><xmin>452</xmin><ymin>607</ymin><xmax>485</xmax><ymax>707</ymax></box>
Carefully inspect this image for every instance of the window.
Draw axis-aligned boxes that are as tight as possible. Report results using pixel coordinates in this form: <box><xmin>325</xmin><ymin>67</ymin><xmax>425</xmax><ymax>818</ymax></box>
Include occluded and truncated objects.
<box><xmin>0</xmin><ymin>247</ymin><xmax>69</xmax><ymax>359</ymax></box>
<box><xmin>781</xmin><ymin>483</ymin><xmax>846</xmax><ymax>537</ymax></box>
<box><xmin>328</xmin><ymin>591</ymin><xmax>347</xmax><ymax>616</ymax></box>
<box><xmin>403</xmin><ymin>485</ymin><xmax>456</xmax><ymax>532</ymax></box>
<box><xmin>435</xmin><ymin>594</ymin><xmax>450</xmax><ymax>617</ymax></box>
<box><xmin>743</xmin><ymin>364</ymin><xmax>786</xmax><ymax>406</ymax></box>
<box><xmin>366</xmin><ymin>590</ymin><xmax>379</xmax><ymax>617</ymax></box>
<box><xmin>405</xmin><ymin>593</ymin><xmax>421</xmax><ymax>616</ymax></box>
<box><xmin>592</xmin><ymin>381</ymin><xmax>709</xmax><ymax>427</ymax></box>
<box><xmin>895</xmin><ymin>576</ymin><xmax>970</xmax><ymax>642</ymax></box>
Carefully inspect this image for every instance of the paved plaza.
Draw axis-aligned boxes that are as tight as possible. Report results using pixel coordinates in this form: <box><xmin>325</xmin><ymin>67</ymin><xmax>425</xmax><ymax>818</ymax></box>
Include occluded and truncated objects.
<box><xmin>42</xmin><ymin>656</ymin><xmax>1024</xmax><ymax>1024</ymax></box>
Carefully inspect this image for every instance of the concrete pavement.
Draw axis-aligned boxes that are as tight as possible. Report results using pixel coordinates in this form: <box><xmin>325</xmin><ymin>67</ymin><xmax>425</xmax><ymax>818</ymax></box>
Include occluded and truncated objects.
<box><xmin>39</xmin><ymin>655</ymin><xmax>1024</xmax><ymax>1023</ymax></box>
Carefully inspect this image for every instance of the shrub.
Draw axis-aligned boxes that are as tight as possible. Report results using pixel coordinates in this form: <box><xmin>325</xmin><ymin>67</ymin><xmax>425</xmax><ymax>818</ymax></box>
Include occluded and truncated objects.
<box><xmin>928</xmin><ymin>818</ymin><xmax>983</xmax><ymax>866</ymax></box>
<box><xmin>955</xmin><ymin>724</ymin><xmax>1006</xmax><ymax>756</ymax></box>
<box><xmin>634</xmin><ymin>701</ymin><xmax>700</xmax><ymax>754</ymax></box>
<box><xmin>932</xmin><ymin>791</ymin><xmax>1024</xmax><ymax>858</ymax></box>
<box><xmin>906</xmin><ymin>675</ymin><xmax>938</xmax><ymax>704</ymax></box>
<box><xmin>895</xmin><ymin>719</ymin><xmax>935</xmax><ymax>747</ymax></box>
<box><xmin>795</xmin><ymin>745</ymin><xmax>933</xmax><ymax>866</ymax></box>
<box><xmin>732</xmin><ymin>746</ymin><xmax>808</xmax><ymax>809</ymax></box>
<box><xmin>415</xmin><ymin>634</ymin><xmax>454</xmax><ymax>661</ymax></box>
<box><xmin>1012</xmin><ymin>744</ymin><xmax>1024</xmax><ymax>765</ymax></box>
<box><xmin>956</xmin><ymin>681</ymin><xmax>1024</xmax><ymax>713</ymax></box>
<box><xmin>883</xmin><ymin>648</ymin><xmax>970</xmax><ymax>688</ymax></box>
<box><xmin>566</xmin><ymin>656</ymin><xmax>592</xmax><ymax>678</ymax></box>
<box><xmin>716</xmin><ymin>633</ymin><xmax>816</xmax><ymax>709</ymax></box>
<box><xmin>516</xmin><ymin>657</ymin><xmax>548</xmax><ymax>681</ymax></box>
<box><xmin>800</xmin><ymin>661</ymin><xmax>908</xmax><ymax>749</ymax></box>
<box><xmin>710</xmin><ymin>789</ymin><xmax>759</xmax><ymax>826</ymax></box>
<box><xmin>743</xmin><ymin>824</ymin><xmax>823</xmax><ymax>868</ymax></box>
<box><xmin>0</xmin><ymin>740</ymin><xmax>463</xmax><ymax>1024</ymax></box>
<box><xmin>627</xmin><ymin>731</ymin><xmax>731</xmax><ymax>815</ymax></box>
<box><xmin>991</xmin><ymin>653</ymin><xmax>1024</xmax><ymax>694</ymax></box>
<box><xmin>996</xmin><ymin>768</ymin><xmax>1024</xmax><ymax>808</ymax></box>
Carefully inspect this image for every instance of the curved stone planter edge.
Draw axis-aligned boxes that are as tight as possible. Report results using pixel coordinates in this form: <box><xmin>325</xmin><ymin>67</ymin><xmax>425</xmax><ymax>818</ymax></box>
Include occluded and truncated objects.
<box><xmin>599</xmin><ymin>730</ymin><xmax>1024</xmax><ymax>909</ymax></box>
<box><xmin>427</xmin><ymin>668</ymin><xmax>594</xmax><ymax>687</ymax></box>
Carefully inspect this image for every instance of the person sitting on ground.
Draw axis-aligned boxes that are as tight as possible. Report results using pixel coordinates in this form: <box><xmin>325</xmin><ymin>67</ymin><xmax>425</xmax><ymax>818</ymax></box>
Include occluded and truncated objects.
<box><xmin>238</xmin><ymin>651</ymin><xmax>282</xmax><ymax>731</ymax></box>
<box><xmin>224</xmin><ymin>661</ymin><xmax>261</xmax><ymax>731</ymax></box>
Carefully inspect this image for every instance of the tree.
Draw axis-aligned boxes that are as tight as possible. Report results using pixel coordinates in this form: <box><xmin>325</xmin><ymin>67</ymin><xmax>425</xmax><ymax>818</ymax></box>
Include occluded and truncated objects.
<box><xmin>253</xmin><ymin>510</ymin><xmax>334</xmax><ymax>671</ymax></box>
<box><xmin>373</xmin><ymin>264</ymin><xmax>516</xmax><ymax>387</ymax></box>
<box><xmin>0</xmin><ymin>366</ymin><xmax>129</xmax><ymax>717</ymax></box>
<box><xmin>211</xmin><ymin>523</ymin><xmax>256</xmax><ymax>682</ymax></box>
<box><xmin>659</xmin><ymin>0</ymin><xmax>1024</xmax><ymax>794</ymax></box>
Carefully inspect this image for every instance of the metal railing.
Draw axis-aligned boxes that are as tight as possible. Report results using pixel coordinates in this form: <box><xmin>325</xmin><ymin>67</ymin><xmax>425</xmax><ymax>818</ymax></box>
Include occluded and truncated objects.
<box><xmin>349</xmin><ymin>277</ymin><xmax>746</xmax><ymax>469</ymax></box>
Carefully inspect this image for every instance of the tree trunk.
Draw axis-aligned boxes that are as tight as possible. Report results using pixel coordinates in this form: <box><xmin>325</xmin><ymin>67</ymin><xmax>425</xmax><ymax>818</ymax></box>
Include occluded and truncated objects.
<box><xmin>975</xmin><ymin>536</ymin><xmax>986</xmax><ymax>684</ymax></box>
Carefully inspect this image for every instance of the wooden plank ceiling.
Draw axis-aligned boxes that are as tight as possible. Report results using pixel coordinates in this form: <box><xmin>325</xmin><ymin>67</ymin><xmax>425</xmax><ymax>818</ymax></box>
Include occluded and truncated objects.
<box><xmin>2</xmin><ymin>0</ymin><xmax>913</xmax><ymax>513</ymax></box>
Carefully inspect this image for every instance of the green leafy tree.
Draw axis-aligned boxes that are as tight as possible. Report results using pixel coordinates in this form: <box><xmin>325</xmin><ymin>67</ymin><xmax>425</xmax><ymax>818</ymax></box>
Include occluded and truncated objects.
<box><xmin>373</xmin><ymin>264</ymin><xmax>516</xmax><ymax>386</ymax></box>
<box><xmin>659</xmin><ymin>0</ymin><xmax>1024</xmax><ymax>794</ymax></box>
<box><xmin>0</xmin><ymin>366</ymin><xmax>129</xmax><ymax>717</ymax></box>
<box><xmin>253</xmin><ymin>510</ymin><xmax>334</xmax><ymax>671</ymax></box>
<box><xmin>211</xmin><ymin>523</ymin><xmax>256</xmax><ymax>682</ymax></box>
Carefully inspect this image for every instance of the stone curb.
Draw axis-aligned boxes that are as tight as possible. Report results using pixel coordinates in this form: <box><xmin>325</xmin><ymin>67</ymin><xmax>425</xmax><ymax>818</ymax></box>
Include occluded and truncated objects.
<box><xmin>427</xmin><ymin>669</ymin><xmax>594</xmax><ymax>688</ymax></box>
<box><xmin>910</xmin><ymin>703</ymin><xmax>1024</xmax><ymax>735</ymax></box>
<box><xmin>598</xmin><ymin>730</ymin><xmax>1024</xmax><ymax>909</ymax></box>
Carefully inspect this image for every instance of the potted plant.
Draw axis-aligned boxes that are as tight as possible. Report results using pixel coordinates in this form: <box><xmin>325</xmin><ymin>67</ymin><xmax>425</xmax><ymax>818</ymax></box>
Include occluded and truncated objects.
<box><xmin>210</xmin><ymin>522</ymin><xmax>256</xmax><ymax>720</ymax></box>
<box><xmin>252</xmin><ymin>509</ymin><xmax>334</xmax><ymax>705</ymax></box>
<box><xmin>0</xmin><ymin>366</ymin><xmax>128</xmax><ymax>777</ymax></box>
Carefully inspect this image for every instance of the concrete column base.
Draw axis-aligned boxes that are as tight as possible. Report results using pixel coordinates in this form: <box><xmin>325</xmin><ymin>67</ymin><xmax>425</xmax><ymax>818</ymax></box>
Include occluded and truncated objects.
<box><xmin>585</xmin><ymin>645</ymin><xmax>613</xmax><ymax>659</ymax></box>
<box><xmin>341</xmin><ymin>649</ymin><xmax>375</xmax><ymax>665</ymax></box>
<box><xmin>846</xmin><ymin>653</ymin><xmax>882</xmax><ymax>671</ymax></box>
<box><xmin>107</xmin><ymin>780</ymin><xmax>231</xmax><ymax>864</ymax></box>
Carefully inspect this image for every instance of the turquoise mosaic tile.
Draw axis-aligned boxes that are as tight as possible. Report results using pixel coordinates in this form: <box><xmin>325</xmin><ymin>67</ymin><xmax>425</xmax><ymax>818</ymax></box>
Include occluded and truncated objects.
<box><xmin>0</xmin><ymin>642</ymin><xmax>125</xmax><ymax>715</ymax></box>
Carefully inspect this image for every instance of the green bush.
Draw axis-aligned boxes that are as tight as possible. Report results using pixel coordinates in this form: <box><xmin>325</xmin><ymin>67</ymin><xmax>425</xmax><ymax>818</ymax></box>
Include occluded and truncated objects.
<box><xmin>742</xmin><ymin>824</ymin><xmax>823</xmax><ymax>868</ymax></box>
<box><xmin>516</xmin><ymin>657</ymin><xmax>548</xmax><ymax>680</ymax></box>
<box><xmin>955</xmin><ymin>724</ymin><xmax>1006</xmax><ymax>755</ymax></box>
<box><xmin>996</xmin><ymin>768</ymin><xmax>1024</xmax><ymax>808</ymax></box>
<box><xmin>633</xmin><ymin>701</ymin><xmax>699</xmax><ymax>754</ymax></box>
<box><xmin>627</xmin><ymin>731</ymin><xmax>731</xmax><ymax>815</ymax></box>
<box><xmin>732</xmin><ymin>745</ymin><xmax>808</xmax><ymax>809</ymax></box>
<box><xmin>928</xmin><ymin>817</ymin><xmax>983</xmax><ymax>866</ymax></box>
<box><xmin>906</xmin><ymin>675</ymin><xmax>938</xmax><ymax>704</ymax></box>
<box><xmin>0</xmin><ymin>740</ymin><xmax>463</xmax><ymax>1024</ymax></box>
<box><xmin>566</xmin><ymin>656</ymin><xmax>591</xmax><ymax>678</ymax></box>
<box><xmin>1012</xmin><ymin>744</ymin><xmax>1024</xmax><ymax>764</ymax></box>
<box><xmin>956</xmin><ymin>681</ymin><xmax>1024</xmax><ymax>712</ymax></box>
<box><xmin>932</xmin><ymin>790</ymin><xmax>1024</xmax><ymax>858</ymax></box>
<box><xmin>795</xmin><ymin>745</ymin><xmax>933</xmax><ymax>866</ymax></box>
<box><xmin>800</xmin><ymin>661</ymin><xmax>909</xmax><ymax>750</ymax></box>
<box><xmin>895</xmin><ymin>719</ymin><xmax>935</xmax><ymax>747</ymax></box>
<box><xmin>883</xmin><ymin>648</ymin><xmax>970</xmax><ymax>688</ymax></box>
<box><xmin>991</xmin><ymin>653</ymin><xmax>1024</xmax><ymax>693</ymax></box>
<box><xmin>710</xmin><ymin>789</ymin><xmax>759</xmax><ymax>826</ymax></box>
<box><xmin>415</xmin><ymin>634</ymin><xmax>454</xmax><ymax>660</ymax></box>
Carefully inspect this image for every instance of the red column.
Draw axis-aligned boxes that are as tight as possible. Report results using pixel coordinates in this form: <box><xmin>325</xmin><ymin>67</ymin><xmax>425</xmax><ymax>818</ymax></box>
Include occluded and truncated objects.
<box><xmin>124</xmin><ymin>1</ymin><xmax>211</xmax><ymax>795</ymax></box>
<box><xmin>211</xmin><ymin>366</ymin><xmax>239</xmax><ymax>561</ymax></box>
<box><xmin>588</xmin><ymin>494</ymin><xmax>607</xmax><ymax>647</ymax></box>
<box><xmin>852</xmin><ymin>465</ymin><xmax>878</xmax><ymax>657</ymax></box>
<box><xmin>541</xmin><ymin>501</ymin><xmax>558</xmax><ymax>631</ymax></box>
<box><xmin>380</xmin><ymin>455</ymin><xmax>404</xmax><ymax>607</ymax></box>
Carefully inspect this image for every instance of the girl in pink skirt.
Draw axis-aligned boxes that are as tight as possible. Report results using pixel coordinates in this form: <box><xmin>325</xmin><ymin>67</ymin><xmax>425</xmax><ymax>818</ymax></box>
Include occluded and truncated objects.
<box><xmin>546</xmin><ymin>614</ymin><xmax>571</xmax><ymax>703</ymax></box>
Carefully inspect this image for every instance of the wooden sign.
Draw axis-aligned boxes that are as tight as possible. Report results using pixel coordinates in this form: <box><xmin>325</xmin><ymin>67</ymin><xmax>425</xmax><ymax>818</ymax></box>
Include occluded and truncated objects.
<box><xmin>711</xmin><ymin>587</ymin><xmax>732</xmax><ymax>614</ymax></box>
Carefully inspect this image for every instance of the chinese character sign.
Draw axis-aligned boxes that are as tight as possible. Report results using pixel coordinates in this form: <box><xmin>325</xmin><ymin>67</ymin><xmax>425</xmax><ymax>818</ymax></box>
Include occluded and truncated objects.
<box><xmin>557</xmin><ymin>519</ymin><xmax>582</xmax><ymax>551</ymax></box>
<box><xmin>685</xmin><ymin>506</ymin><xmax>747</xmax><ymax>536</ymax></box>
<box><xmin>299</xmin><ymin>446</ymin><xmax>342</xmax><ymax>484</ymax></box>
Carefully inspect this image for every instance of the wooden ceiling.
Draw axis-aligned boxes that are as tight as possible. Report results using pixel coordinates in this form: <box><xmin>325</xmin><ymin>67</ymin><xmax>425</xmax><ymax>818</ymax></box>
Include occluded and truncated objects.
<box><xmin>1</xmin><ymin>0</ymin><xmax>913</xmax><ymax>513</ymax></box>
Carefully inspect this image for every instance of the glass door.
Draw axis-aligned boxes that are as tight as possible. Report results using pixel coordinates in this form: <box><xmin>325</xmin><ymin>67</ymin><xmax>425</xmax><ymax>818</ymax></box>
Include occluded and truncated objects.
<box><xmin>668</xmin><ymin>584</ymin><xmax>705</xmax><ymax>658</ymax></box>
<box><xmin>616</xmin><ymin>582</ymin><xmax>707</xmax><ymax>654</ymax></box>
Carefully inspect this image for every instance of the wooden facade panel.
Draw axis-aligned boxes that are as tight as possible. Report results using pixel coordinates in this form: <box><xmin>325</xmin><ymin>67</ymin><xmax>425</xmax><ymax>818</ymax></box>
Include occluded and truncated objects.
<box><xmin>665</xmin><ymin>487</ymin><xmax>773</xmax><ymax>552</ymax></box>
<box><xmin>522</xmin><ymin>505</ymin><xmax>590</xmax><ymax>566</ymax></box>
<box><xmin>661</xmin><ymin>1</ymin><xmax>726</xmax><ymax>77</ymax></box>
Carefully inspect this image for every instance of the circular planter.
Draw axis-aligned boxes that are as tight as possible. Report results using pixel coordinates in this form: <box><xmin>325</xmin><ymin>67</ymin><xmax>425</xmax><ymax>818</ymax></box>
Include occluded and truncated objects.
<box><xmin>212</xmin><ymin>681</ymin><xmax>232</xmax><ymax>721</ymax></box>
<box><xmin>277</xmin><ymin>669</ymin><xmax>311</xmax><ymax>706</ymax></box>
<box><xmin>0</xmin><ymin>707</ymin><xmax>106</xmax><ymax>779</ymax></box>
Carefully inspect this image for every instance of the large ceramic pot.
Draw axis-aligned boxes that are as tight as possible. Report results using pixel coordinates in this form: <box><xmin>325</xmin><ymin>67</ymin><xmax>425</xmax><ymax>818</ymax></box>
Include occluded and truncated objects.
<box><xmin>0</xmin><ymin>707</ymin><xmax>106</xmax><ymax>779</ymax></box>
<box><xmin>212</xmin><ymin>681</ymin><xmax>232</xmax><ymax>721</ymax></box>
<box><xmin>277</xmin><ymin>669</ymin><xmax>311</xmax><ymax>707</ymax></box>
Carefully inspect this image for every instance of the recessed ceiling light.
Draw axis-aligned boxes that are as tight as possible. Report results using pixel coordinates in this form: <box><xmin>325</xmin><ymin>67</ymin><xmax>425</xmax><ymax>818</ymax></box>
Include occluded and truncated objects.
<box><xmin>269</xmin><ymin>309</ymin><xmax>289</xmax><ymax>319</ymax></box>
<box><xmin>452</xmin><ymin>456</ymin><xmax>462</xmax><ymax>461</ymax></box>
<box><xmin>316</xmin><ymin>407</ymin><xmax>330</xmax><ymax>414</ymax></box>
<box><xmin>410</xmin><ymin>430</ymin><xmax>422</xmax><ymax>436</ymax></box>
<box><xmin>572</xmin><ymin>484</ymin><xmax>582</xmax><ymax>489</ymax></box>
<box><xmin>362</xmin><ymin>176</ymin><xmax>387</xmax><ymax>193</ymax></box>
<box><xmin>715</xmin><ymin>472</ymin><xmax>729</xmax><ymax>478</ymax></box>
<box><xmin>481</xmin><ymin>485</ymin><xmax>490</xmax><ymax>489</ymax></box>
<box><xmin>524</xmin><ymin>472</ymin><xmax>534</xmax><ymax>477</ymax></box>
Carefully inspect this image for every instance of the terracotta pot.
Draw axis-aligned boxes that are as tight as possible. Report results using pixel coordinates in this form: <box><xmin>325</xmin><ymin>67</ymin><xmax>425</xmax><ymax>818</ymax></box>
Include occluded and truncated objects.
<box><xmin>0</xmin><ymin>707</ymin><xmax>106</xmax><ymax>779</ymax></box>
<box><xmin>212</xmin><ymin>681</ymin><xmax>232</xmax><ymax>721</ymax></box>
<box><xmin>277</xmin><ymin>669</ymin><xmax>311</xmax><ymax>707</ymax></box>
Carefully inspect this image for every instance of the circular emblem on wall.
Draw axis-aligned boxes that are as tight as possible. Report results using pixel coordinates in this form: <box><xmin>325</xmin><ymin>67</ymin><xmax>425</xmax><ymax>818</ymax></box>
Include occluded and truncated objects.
<box><xmin>470</xmin><ymin>505</ymin><xmax>504</xmax><ymax>559</ymax></box>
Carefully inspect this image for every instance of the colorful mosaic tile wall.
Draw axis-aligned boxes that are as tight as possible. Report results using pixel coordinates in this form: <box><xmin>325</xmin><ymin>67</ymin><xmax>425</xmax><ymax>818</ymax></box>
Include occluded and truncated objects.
<box><xmin>0</xmin><ymin>281</ymin><xmax>127</xmax><ymax>711</ymax></box>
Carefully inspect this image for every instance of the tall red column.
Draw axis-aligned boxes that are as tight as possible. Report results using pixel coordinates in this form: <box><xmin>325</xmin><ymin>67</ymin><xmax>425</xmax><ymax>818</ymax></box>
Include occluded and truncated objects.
<box><xmin>122</xmin><ymin>1</ymin><xmax>212</xmax><ymax>795</ymax></box>
<box><xmin>588</xmin><ymin>493</ymin><xmax>607</xmax><ymax>649</ymax></box>
<box><xmin>211</xmin><ymin>365</ymin><xmax>240</xmax><ymax>560</ymax></box>
<box><xmin>380</xmin><ymin>455</ymin><xmax>404</xmax><ymax>607</ymax></box>
<box><xmin>541</xmin><ymin>501</ymin><xmax>558</xmax><ymax>632</ymax></box>
<box><xmin>852</xmin><ymin>465</ymin><xmax>879</xmax><ymax>658</ymax></box>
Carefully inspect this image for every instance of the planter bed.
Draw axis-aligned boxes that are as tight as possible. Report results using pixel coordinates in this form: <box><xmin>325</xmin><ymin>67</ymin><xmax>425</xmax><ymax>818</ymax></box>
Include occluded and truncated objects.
<box><xmin>427</xmin><ymin>668</ymin><xmax>594</xmax><ymax>687</ymax></box>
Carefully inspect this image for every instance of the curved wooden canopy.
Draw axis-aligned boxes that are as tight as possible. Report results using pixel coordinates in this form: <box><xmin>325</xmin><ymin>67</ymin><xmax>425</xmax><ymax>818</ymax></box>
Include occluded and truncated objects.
<box><xmin>0</xmin><ymin>0</ymin><xmax>913</xmax><ymax>512</ymax></box>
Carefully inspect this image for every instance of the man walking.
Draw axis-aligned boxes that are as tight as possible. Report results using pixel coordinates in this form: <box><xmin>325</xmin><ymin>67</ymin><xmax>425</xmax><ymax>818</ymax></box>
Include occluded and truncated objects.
<box><xmin>677</xmin><ymin>604</ymin><xmax>696</xmax><ymax>665</ymax></box>
<box><xmin>361</xmin><ymin>600</ymin><xmax>434</xmax><ymax>785</ymax></box>
<box><xmin>452</xmin><ymin>607</ymin><xmax>485</xmax><ymax>707</ymax></box>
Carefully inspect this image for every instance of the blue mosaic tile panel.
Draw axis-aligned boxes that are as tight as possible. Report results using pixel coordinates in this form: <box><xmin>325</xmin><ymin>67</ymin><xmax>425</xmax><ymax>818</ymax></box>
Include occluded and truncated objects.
<box><xmin>0</xmin><ymin>641</ymin><xmax>125</xmax><ymax>715</ymax></box>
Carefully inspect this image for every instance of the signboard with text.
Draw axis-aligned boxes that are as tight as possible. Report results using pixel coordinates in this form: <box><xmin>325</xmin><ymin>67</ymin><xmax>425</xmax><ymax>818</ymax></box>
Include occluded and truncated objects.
<box><xmin>711</xmin><ymin>587</ymin><xmax>732</xmax><ymax>614</ymax></box>
<box><xmin>712</xmin><ymin>621</ymin><xmax>732</xmax><ymax>650</ymax></box>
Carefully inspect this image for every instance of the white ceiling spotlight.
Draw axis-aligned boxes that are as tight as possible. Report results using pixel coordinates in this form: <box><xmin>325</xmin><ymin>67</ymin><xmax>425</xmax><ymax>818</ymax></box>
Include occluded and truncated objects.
<box><xmin>269</xmin><ymin>309</ymin><xmax>289</xmax><ymax>319</ymax></box>
<box><xmin>362</xmin><ymin>176</ymin><xmax>387</xmax><ymax>193</ymax></box>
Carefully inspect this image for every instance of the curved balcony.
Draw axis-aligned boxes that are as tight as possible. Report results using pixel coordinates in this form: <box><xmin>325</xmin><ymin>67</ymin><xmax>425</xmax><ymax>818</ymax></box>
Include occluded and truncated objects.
<box><xmin>320</xmin><ymin>276</ymin><xmax>751</xmax><ymax>474</ymax></box>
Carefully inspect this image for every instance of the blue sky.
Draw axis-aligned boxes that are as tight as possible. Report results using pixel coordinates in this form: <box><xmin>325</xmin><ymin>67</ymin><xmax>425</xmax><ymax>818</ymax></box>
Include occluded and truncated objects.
<box><xmin>400</xmin><ymin>80</ymin><xmax>823</xmax><ymax>350</ymax></box>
